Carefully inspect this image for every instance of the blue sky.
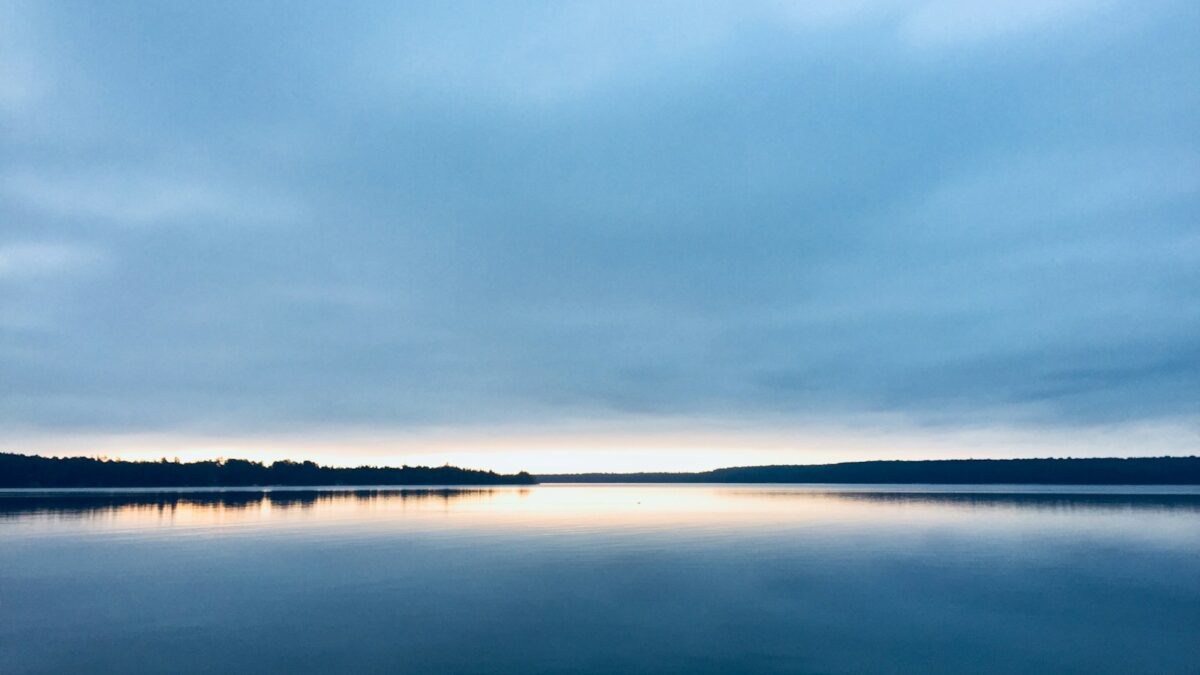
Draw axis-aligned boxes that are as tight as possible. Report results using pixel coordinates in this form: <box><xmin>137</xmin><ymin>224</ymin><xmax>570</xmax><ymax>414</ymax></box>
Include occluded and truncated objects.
<box><xmin>2</xmin><ymin>1</ymin><xmax>1197</xmax><ymax>471</ymax></box>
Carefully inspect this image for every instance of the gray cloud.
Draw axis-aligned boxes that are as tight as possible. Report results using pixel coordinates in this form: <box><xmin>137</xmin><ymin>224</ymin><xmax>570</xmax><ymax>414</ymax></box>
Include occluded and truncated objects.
<box><xmin>1</xmin><ymin>1</ymin><xmax>1197</xmax><ymax>453</ymax></box>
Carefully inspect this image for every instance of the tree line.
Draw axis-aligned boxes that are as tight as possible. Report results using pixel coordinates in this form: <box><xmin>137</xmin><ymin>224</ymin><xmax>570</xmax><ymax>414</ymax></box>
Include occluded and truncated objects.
<box><xmin>538</xmin><ymin>456</ymin><xmax>1200</xmax><ymax>485</ymax></box>
<box><xmin>0</xmin><ymin>452</ymin><xmax>537</xmax><ymax>488</ymax></box>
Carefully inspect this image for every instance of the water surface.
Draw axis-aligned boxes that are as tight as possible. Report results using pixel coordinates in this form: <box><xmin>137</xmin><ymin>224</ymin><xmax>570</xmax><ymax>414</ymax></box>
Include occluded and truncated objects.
<box><xmin>2</xmin><ymin>484</ymin><xmax>1198</xmax><ymax>674</ymax></box>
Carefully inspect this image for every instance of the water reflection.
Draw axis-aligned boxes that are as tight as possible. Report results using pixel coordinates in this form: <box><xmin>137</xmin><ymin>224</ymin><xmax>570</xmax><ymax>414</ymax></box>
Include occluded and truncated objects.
<box><xmin>3</xmin><ymin>484</ymin><xmax>1198</xmax><ymax>527</ymax></box>
<box><xmin>2</xmin><ymin>484</ymin><xmax>1198</xmax><ymax>674</ymax></box>
<box><xmin>0</xmin><ymin>487</ymin><xmax>503</xmax><ymax>519</ymax></box>
<box><xmin>732</xmin><ymin>488</ymin><xmax>1200</xmax><ymax>513</ymax></box>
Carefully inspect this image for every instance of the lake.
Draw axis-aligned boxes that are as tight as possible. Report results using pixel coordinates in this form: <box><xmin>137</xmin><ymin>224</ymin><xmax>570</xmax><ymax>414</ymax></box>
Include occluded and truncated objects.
<box><xmin>2</xmin><ymin>484</ymin><xmax>1198</xmax><ymax>674</ymax></box>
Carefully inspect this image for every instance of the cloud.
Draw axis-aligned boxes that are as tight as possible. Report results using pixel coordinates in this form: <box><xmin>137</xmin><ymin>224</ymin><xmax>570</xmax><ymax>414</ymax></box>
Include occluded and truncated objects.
<box><xmin>352</xmin><ymin>2</ymin><xmax>740</xmax><ymax>106</ymax></box>
<box><xmin>0</xmin><ymin>241</ymin><xmax>106</xmax><ymax>279</ymax></box>
<box><xmin>0</xmin><ymin>2</ymin><xmax>45</xmax><ymax>115</ymax></box>
<box><xmin>898</xmin><ymin>0</ymin><xmax>1114</xmax><ymax>48</ymax></box>
<box><xmin>2</xmin><ymin>170</ymin><xmax>301</xmax><ymax>227</ymax></box>
<box><xmin>0</xmin><ymin>241</ymin><xmax>108</xmax><ymax>332</ymax></box>
<box><xmin>0</xmin><ymin>1</ymin><xmax>1196</xmax><ymax>462</ymax></box>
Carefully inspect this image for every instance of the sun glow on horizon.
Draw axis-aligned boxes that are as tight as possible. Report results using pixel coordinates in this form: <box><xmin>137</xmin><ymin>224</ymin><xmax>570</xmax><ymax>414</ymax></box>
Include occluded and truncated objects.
<box><xmin>8</xmin><ymin>420</ymin><xmax>1197</xmax><ymax>475</ymax></box>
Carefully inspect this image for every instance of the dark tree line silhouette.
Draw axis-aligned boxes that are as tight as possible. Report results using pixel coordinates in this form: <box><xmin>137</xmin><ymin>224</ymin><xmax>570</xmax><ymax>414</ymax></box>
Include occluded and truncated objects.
<box><xmin>539</xmin><ymin>457</ymin><xmax>1200</xmax><ymax>485</ymax></box>
<box><xmin>5</xmin><ymin>453</ymin><xmax>1198</xmax><ymax>488</ymax></box>
<box><xmin>0</xmin><ymin>452</ymin><xmax>536</xmax><ymax>488</ymax></box>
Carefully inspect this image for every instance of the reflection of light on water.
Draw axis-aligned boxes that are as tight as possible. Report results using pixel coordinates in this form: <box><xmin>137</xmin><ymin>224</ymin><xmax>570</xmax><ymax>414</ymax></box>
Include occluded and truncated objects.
<box><xmin>2</xmin><ymin>485</ymin><xmax>1198</xmax><ymax>544</ymax></box>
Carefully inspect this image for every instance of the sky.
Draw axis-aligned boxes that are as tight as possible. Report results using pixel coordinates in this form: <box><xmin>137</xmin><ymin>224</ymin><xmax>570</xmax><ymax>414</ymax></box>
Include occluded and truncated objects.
<box><xmin>1</xmin><ymin>1</ymin><xmax>1197</xmax><ymax>473</ymax></box>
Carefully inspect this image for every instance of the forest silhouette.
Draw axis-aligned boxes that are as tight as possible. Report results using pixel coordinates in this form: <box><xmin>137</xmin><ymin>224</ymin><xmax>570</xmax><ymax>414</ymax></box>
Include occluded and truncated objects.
<box><xmin>0</xmin><ymin>452</ymin><xmax>536</xmax><ymax>488</ymax></box>
<box><xmin>539</xmin><ymin>456</ymin><xmax>1200</xmax><ymax>485</ymax></box>
<box><xmin>4</xmin><ymin>453</ymin><xmax>1198</xmax><ymax>488</ymax></box>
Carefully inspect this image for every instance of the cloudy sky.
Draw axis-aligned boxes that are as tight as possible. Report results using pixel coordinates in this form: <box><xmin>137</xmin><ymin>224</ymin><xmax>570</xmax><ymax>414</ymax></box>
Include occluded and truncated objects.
<box><xmin>2</xmin><ymin>1</ymin><xmax>1197</xmax><ymax>472</ymax></box>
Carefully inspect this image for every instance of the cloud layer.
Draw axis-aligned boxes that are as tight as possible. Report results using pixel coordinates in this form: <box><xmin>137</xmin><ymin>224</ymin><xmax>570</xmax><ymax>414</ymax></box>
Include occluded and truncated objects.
<box><xmin>2</xmin><ymin>1</ymin><xmax>1197</xmax><ymax>463</ymax></box>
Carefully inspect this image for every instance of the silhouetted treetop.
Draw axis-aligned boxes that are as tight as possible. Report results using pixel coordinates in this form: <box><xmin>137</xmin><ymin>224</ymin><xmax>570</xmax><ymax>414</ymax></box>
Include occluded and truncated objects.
<box><xmin>0</xmin><ymin>452</ymin><xmax>537</xmax><ymax>488</ymax></box>
<box><xmin>538</xmin><ymin>456</ymin><xmax>1200</xmax><ymax>485</ymax></box>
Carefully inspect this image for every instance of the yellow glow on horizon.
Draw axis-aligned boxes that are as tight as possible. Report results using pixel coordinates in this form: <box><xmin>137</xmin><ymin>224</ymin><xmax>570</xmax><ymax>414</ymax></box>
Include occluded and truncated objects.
<box><xmin>6</xmin><ymin>419</ymin><xmax>1197</xmax><ymax>474</ymax></box>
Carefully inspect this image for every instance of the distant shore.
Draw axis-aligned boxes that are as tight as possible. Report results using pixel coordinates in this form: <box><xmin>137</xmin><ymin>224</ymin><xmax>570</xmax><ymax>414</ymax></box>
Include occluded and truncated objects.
<box><xmin>538</xmin><ymin>457</ymin><xmax>1200</xmax><ymax>485</ymax></box>
<box><xmin>0</xmin><ymin>452</ymin><xmax>537</xmax><ymax>488</ymax></box>
<box><xmin>5</xmin><ymin>453</ymin><xmax>1198</xmax><ymax>488</ymax></box>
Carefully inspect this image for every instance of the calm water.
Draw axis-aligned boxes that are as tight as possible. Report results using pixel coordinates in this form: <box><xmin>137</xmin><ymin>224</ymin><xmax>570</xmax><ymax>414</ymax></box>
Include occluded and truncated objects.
<box><xmin>2</xmin><ymin>484</ymin><xmax>1198</xmax><ymax>674</ymax></box>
